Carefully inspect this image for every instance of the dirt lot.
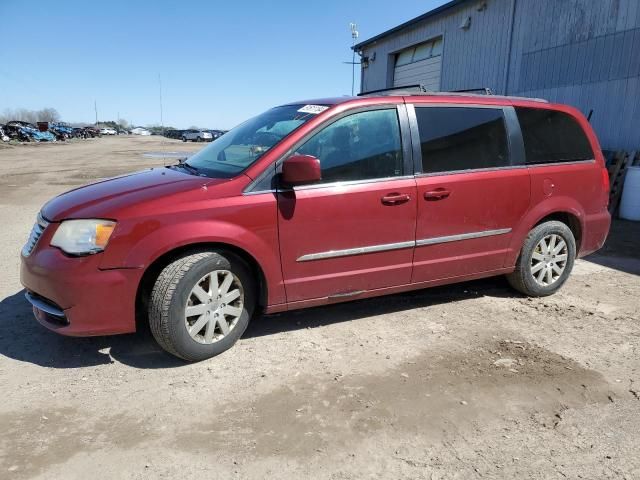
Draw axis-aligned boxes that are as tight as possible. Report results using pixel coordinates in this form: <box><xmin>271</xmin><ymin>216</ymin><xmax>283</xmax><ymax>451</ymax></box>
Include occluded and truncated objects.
<box><xmin>0</xmin><ymin>136</ymin><xmax>639</xmax><ymax>479</ymax></box>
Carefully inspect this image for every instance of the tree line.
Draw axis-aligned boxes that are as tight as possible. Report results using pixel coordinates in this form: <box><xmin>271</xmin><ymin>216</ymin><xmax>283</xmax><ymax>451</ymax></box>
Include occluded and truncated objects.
<box><xmin>1</xmin><ymin>108</ymin><xmax>183</xmax><ymax>133</ymax></box>
<box><xmin>0</xmin><ymin>108</ymin><xmax>61</xmax><ymax>124</ymax></box>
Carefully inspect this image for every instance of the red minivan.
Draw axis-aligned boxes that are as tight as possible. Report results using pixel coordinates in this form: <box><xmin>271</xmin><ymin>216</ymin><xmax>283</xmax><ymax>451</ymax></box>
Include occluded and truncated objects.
<box><xmin>20</xmin><ymin>89</ymin><xmax>611</xmax><ymax>361</ymax></box>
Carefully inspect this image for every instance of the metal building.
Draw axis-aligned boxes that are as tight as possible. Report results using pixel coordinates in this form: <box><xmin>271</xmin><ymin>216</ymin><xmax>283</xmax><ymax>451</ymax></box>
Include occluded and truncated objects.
<box><xmin>354</xmin><ymin>0</ymin><xmax>640</xmax><ymax>150</ymax></box>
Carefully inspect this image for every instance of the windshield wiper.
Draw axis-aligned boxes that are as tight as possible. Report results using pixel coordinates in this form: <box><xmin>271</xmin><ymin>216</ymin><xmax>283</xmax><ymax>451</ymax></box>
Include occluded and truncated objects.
<box><xmin>175</xmin><ymin>161</ymin><xmax>201</xmax><ymax>175</ymax></box>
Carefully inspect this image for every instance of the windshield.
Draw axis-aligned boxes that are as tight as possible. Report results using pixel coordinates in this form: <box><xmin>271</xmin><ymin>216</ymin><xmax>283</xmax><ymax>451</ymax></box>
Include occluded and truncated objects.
<box><xmin>185</xmin><ymin>104</ymin><xmax>327</xmax><ymax>178</ymax></box>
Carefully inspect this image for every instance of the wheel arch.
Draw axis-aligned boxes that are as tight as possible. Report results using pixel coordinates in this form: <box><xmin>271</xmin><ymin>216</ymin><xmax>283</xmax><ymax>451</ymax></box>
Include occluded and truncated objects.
<box><xmin>533</xmin><ymin>211</ymin><xmax>582</xmax><ymax>252</ymax></box>
<box><xmin>506</xmin><ymin>196</ymin><xmax>586</xmax><ymax>266</ymax></box>
<box><xmin>135</xmin><ymin>241</ymin><xmax>269</xmax><ymax>331</ymax></box>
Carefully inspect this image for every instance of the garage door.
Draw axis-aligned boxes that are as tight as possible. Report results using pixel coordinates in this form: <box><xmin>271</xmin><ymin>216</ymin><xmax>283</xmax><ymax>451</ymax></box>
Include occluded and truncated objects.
<box><xmin>393</xmin><ymin>38</ymin><xmax>443</xmax><ymax>91</ymax></box>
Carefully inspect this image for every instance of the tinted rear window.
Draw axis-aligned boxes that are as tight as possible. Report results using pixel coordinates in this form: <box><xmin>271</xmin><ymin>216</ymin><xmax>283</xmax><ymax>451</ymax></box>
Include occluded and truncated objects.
<box><xmin>516</xmin><ymin>107</ymin><xmax>594</xmax><ymax>164</ymax></box>
<box><xmin>415</xmin><ymin>107</ymin><xmax>510</xmax><ymax>174</ymax></box>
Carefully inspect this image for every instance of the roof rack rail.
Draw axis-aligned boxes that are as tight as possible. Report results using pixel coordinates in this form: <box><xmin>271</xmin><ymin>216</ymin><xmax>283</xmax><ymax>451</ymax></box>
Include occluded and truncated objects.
<box><xmin>358</xmin><ymin>84</ymin><xmax>429</xmax><ymax>96</ymax></box>
<box><xmin>358</xmin><ymin>85</ymin><xmax>495</xmax><ymax>97</ymax></box>
<box><xmin>357</xmin><ymin>84</ymin><xmax>549</xmax><ymax>103</ymax></box>
<box><xmin>450</xmin><ymin>87</ymin><xmax>494</xmax><ymax>95</ymax></box>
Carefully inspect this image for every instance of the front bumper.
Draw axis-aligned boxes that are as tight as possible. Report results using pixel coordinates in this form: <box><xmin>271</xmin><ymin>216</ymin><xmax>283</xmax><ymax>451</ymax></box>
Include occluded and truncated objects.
<box><xmin>20</xmin><ymin>242</ymin><xmax>143</xmax><ymax>336</ymax></box>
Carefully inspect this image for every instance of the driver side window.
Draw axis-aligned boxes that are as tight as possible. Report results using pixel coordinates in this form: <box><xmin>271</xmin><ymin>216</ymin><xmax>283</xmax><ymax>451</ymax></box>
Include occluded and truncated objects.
<box><xmin>298</xmin><ymin>109</ymin><xmax>403</xmax><ymax>184</ymax></box>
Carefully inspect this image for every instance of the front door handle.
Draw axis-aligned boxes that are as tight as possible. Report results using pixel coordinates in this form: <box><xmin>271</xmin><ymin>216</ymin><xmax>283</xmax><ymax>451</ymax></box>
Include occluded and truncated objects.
<box><xmin>381</xmin><ymin>192</ymin><xmax>411</xmax><ymax>205</ymax></box>
<box><xmin>424</xmin><ymin>188</ymin><xmax>451</xmax><ymax>201</ymax></box>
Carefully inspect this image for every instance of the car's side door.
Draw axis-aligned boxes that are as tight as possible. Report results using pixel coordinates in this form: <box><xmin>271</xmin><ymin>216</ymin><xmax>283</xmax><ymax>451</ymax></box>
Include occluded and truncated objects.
<box><xmin>277</xmin><ymin>105</ymin><xmax>417</xmax><ymax>304</ymax></box>
<box><xmin>408</xmin><ymin>104</ymin><xmax>531</xmax><ymax>283</ymax></box>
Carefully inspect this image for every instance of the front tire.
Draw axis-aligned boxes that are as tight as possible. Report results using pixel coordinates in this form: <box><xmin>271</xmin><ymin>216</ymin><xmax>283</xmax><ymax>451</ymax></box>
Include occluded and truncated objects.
<box><xmin>149</xmin><ymin>251</ymin><xmax>256</xmax><ymax>361</ymax></box>
<box><xmin>507</xmin><ymin>221</ymin><xmax>576</xmax><ymax>297</ymax></box>
<box><xmin>182</xmin><ymin>136</ymin><xmax>187</xmax><ymax>142</ymax></box>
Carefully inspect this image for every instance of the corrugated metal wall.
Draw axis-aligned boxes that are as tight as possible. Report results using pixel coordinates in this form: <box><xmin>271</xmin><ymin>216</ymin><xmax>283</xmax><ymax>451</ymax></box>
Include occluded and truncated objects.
<box><xmin>393</xmin><ymin>55</ymin><xmax>442</xmax><ymax>90</ymax></box>
<box><xmin>359</xmin><ymin>0</ymin><xmax>640</xmax><ymax>150</ymax></box>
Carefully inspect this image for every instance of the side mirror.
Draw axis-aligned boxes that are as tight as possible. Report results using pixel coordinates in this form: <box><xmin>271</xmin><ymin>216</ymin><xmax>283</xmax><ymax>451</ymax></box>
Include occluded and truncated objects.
<box><xmin>281</xmin><ymin>154</ymin><xmax>321</xmax><ymax>185</ymax></box>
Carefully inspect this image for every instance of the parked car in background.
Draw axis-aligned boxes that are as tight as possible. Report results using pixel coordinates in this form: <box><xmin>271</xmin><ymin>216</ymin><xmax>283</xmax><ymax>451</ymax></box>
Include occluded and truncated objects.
<box><xmin>20</xmin><ymin>90</ymin><xmax>611</xmax><ymax>361</ymax></box>
<box><xmin>182</xmin><ymin>129</ymin><xmax>213</xmax><ymax>142</ymax></box>
<box><xmin>70</xmin><ymin>127</ymin><xmax>88</xmax><ymax>139</ymax></box>
<box><xmin>164</xmin><ymin>129</ymin><xmax>185</xmax><ymax>140</ymax></box>
<box><xmin>99</xmin><ymin>128</ymin><xmax>117</xmax><ymax>135</ymax></box>
<box><xmin>207</xmin><ymin>130</ymin><xmax>226</xmax><ymax>140</ymax></box>
<box><xmin>82</xmin><ymin>127</ymin><xmax>101</xmax><ymax>138</ymax></box>
<box><xmin>131</xmin><ymin>127</ymin><xmax>151</xmax><ymax>136</ymax></box>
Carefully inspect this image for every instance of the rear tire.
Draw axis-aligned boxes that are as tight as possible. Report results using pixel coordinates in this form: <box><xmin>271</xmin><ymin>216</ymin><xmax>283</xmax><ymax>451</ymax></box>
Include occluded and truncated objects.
<box><xmin>148</xmin><ymin>251</ymin><xmax>256</xmax><ymax>361</ymax></box>
<box><xmin>506</xmin><ymin>221</ymin><xmax>576</xmax><ymax>297</ymax></box>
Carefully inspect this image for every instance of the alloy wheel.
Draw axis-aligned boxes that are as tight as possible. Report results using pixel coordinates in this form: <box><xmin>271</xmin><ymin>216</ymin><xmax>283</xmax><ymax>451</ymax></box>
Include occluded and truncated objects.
<box><xmin>530</xmin><ymin>234</ymin><xmax>568</xmax><ymax>286</ymax></box>
<box><xmin>184</xmin><ymin>270</ymin><xmax>244</xmax><ymax>344</ymax></box>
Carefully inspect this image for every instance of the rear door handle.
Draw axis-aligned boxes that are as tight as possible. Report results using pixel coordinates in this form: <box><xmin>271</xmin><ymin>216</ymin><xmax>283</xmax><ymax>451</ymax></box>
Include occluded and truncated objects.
<box><xmin>424</xmin><ymin>188</ymin><xmax>451</xmax><ymax>201</ymax></box>
<box><xmin>381</xmin><ymin>192</ymin><xmax>411</xmax><ymax>205</ymax></box>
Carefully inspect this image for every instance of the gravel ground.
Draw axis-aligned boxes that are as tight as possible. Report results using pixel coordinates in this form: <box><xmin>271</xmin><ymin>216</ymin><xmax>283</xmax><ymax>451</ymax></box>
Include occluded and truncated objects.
<box><xmin>0</xmin><ymin>136</ymin><xmax>639</xmax><ymax>479</ymax></box>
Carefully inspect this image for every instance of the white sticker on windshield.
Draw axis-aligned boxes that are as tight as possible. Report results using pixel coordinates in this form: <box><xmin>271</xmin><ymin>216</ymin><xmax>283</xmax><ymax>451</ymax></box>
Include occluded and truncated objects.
<box><xmin>297</xmin><ymin>105</ymin><xmax>329</xmax><ymax>114</ymax></box>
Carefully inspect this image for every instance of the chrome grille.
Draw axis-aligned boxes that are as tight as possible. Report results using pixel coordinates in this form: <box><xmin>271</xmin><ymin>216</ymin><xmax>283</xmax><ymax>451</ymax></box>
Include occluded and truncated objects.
<box><xmin>22</xmin><ymin>213</ymin><xmax>49</xmax><ymax>257</ymax></box>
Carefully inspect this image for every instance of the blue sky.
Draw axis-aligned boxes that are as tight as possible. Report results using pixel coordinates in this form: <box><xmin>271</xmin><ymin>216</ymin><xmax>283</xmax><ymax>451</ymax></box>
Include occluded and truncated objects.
<box><xmin>0</xmin><ymin>0</ymin><xmax>446</xmax><ymax>129</ymax></box>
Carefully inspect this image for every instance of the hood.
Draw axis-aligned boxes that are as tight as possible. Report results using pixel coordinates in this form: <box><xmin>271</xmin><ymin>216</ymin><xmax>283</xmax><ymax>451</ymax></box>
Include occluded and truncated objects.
<box><xmin>42</xmin><ymin>167</ymin><xmax>226</xmax><ymax>221</ymax></box>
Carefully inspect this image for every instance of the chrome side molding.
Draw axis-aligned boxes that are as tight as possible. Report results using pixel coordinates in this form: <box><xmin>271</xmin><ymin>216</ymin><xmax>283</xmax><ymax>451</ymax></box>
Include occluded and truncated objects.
<box><xmin>297</xmin><ymin>240</ymin><xmax>415</xmax><ymax>262</ymax></box>
<box><xmin>328</xmin><ymin>290</ymin><xmax>365</xmax><ymax>299</ymax></box>
<box><xmin>296</xmin><ymin>228</ymin><xmax>512</xmax><ymax>262</ymax></box>
<box><xmin>415</xmin><ymin>228</ymin><xmax>512</xmax><ymax>246</ymax></box>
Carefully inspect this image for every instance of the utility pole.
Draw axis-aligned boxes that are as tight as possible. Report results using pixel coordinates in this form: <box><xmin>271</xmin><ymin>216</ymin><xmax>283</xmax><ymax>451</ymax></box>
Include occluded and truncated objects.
<box><xmin>159</xmin><ymin>73</ymin><xmax>166</xmax><ymax>161</ymax></box>
<box><xmin>158</xmin><ymin>74</ymin><xmax>164</xmax><ymax>135</ymax></box>
<box><xmin>350</xmin><ymin>23</ymin><xmax>359</xmax><ymax>96</ymax></box>
<box><xmin>94</xmin><ymin>100</ymin><xmax>98</xmax><ymax>126</ymax></box>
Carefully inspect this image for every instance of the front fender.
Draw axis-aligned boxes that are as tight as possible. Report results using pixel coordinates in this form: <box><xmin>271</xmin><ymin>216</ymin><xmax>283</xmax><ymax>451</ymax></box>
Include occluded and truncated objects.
<box><xmin>505</xmin><ymin>195</ymin><xmax>586</xmax><ymax>266</ymax></box>
<box><xmin>100</xmin><ymin>218</ymin><xmax>286</xmax><ymax>306</ymax></box>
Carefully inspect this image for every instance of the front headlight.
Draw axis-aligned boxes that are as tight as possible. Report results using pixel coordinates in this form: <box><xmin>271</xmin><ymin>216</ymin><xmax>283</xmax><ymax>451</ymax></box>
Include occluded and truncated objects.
<box><xmin>50</xmin><ymin>219</ymin><xmax>116</xmax><ymax>255</ymax></box>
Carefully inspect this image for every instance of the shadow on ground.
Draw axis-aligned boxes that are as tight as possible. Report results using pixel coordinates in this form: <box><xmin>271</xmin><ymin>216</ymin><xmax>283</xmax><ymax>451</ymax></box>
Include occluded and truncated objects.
<box><xmin>0</xmin><ymin>276</ymin><xmax>517</xmax><ymax>369</ymax></box>
<box><xmin>2</xmin><ymin>219</ymin><xmax>636</xmax><ymax>370</ymax></box>
<box><xmin>0</xmin><ymin>290</ymin><xmax>185</xmax><ymax>369</ymax></box>
<box><xmin>584</xmin><ymin>219</ymin><xmax>640</xmax><ymax>276</ymax></box>
<box><xmin>244</xmin><ymin>275</ymin><xmax>517</xmax><ymax>339</ymax></box>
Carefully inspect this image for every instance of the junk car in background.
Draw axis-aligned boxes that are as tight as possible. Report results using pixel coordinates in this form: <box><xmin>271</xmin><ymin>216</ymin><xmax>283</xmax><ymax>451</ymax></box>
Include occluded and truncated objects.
<box><xmin>4</xmin><ymin>121</ymin><xmax>56</xmax><ymax>142</ymax></box>
<box><xmin>44</xmin><ymin>122</ymin><xmax>75</xmax><ymax>141</ymax></box>
<box><xmin>0</xmin><ymin>124</ymin><xmax>9</xmax><ymax>142</ymax></box>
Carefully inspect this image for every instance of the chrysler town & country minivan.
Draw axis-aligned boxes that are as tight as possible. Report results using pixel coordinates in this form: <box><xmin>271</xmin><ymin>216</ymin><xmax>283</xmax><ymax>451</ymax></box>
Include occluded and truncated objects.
<box><xmin>20</xmin><ymin>89</ymin><xmax>611</xmax><ymax>360</ymax></box>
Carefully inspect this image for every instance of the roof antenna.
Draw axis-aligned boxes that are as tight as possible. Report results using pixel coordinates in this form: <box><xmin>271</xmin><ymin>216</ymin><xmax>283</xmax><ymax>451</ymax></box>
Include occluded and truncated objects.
<box><xmin>158</xmin><ymin>73</ymin><xmax>167</xmax><ymax>166</ymax></box>
<box><xmin>350</xmin><ymin>23</ymin><xmax>359</xmax><ymax>96</ymax></box>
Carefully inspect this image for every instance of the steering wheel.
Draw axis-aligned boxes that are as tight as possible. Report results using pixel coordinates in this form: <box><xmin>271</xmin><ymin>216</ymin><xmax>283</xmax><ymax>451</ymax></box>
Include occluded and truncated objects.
<box><xmin>252</xmin><ymin>131</ymin><xmax>281</xmax><ymax>146</ymax></box>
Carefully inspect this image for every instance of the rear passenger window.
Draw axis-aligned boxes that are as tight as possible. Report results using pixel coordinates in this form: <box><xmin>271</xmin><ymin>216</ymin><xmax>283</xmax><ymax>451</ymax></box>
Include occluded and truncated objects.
<box><xmin>516</xmin><ymin>107</ymin><xmax>594</xmax><ymax>164</ymax></box>
<box><xmin>415</xmin><ymin>107</ymin><xmax>510</xmax><ymax>174</ymax></box>
<box><xmin>297</xmin><ymin>109</ymin><xmax>404</xmax><ymax>183</ymax></box>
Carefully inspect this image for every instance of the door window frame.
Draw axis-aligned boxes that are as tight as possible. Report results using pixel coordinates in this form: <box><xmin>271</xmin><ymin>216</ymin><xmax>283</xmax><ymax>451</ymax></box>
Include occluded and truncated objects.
<box><xmin>406</xmin><ymin>103</ymin><xmax>526</xmax><ymax>177</ymax></box>
<box><xmin>244</xmin><ymin>104</ymin><xmax>414</xmax><ymax>194</ymax></box>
